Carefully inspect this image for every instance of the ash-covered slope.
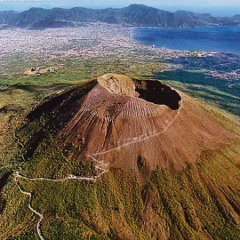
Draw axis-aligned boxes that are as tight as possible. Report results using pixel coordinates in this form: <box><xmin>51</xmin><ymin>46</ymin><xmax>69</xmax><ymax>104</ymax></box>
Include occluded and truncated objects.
<box><xmin>22</xmin><ymin>74</ymin><xmax>236</xmax><ymax>177</ymax></box>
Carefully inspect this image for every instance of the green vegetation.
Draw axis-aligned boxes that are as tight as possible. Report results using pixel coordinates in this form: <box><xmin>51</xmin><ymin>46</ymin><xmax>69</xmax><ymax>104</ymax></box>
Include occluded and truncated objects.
<box><xmin>0</xmin><ymin>58</ymin><xmax>240</xmax><ymax>239</ymax></box>
<box><xmin>1</xmin><ymin>136</ymin><xmax>240</xmax><ymax>239</ymax></box>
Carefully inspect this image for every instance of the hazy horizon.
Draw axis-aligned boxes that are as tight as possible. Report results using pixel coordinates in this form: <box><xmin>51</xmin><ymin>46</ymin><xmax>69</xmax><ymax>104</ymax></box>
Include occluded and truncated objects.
<box><xmin>0</xmin><ymin>0</ymin><xmax>240</xmax><ymax>16</ymax></box>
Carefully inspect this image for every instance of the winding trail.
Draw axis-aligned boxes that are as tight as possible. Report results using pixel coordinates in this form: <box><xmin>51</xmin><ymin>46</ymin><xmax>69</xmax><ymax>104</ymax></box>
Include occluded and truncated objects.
<box><xmin>14</xmin><ymin>158</ymin><xmax>108</xmax><ymax>240</ymax></box>
<box><xmin>14</xmin><ymin>130</ymin><xmax>109</xmax><ymax>240</ymax></box>
<box><xmin>14</xmin><ymin>93</ymin><xmax>183</xmax><ymax>240</ymax></box>
<box><xmin>14</xmin><ymin>177</ymin><xmax>45</xmax><ymax>240</ymax></box>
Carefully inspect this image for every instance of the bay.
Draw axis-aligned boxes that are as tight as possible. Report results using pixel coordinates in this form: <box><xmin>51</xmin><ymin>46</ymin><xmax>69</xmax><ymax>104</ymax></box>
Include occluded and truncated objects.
<box><xmin>133</xmin><ymin>26</ymin><xmax>240</xmax><ymax>54</ymax></box>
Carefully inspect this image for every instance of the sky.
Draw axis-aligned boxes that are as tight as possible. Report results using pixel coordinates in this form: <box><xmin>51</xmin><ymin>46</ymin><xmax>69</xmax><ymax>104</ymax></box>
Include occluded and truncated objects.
<box><xmin>0</xmin><ymin>0</ymin><xmax>240</xmax><ymax>16</ymax></box>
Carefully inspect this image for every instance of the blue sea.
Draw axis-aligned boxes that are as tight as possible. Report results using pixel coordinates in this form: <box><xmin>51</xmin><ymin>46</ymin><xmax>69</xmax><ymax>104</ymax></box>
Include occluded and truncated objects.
<box><xmin>133</xmin><ymin>26</ymin><xmax>240</xmax><ymax>54</ymax></box>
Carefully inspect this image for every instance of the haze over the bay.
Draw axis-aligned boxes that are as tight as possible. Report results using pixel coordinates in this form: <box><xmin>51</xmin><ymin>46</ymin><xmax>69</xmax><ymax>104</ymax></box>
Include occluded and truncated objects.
<box><xmin>1</xmin><ymin>0</ymin><xmax>240</xmax><ymax>16</ymax></box>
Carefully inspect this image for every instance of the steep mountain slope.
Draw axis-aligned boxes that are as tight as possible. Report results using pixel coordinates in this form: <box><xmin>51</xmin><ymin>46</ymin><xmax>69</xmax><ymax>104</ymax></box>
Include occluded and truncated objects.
<box><xmin>173</xmin><ymin>11</ymin><xmax>218</xmax><ymax>28</ymax></box>
<box><xmin>122</xmin><ymin>4</ymin><xmax>175</xmax><ymax>27</ymax></box>
<box><xmin>0</xmin><ymin>4</ymin><xmax>239</xmax><ymax>29</ymax></box>
<box><xmin>1</xmin><ymin>74</ymin><xmax>240</xmax><ymax>240</ymax></box>
<box><xmin>0</xmin><ymin>10</ymin><xmax>19</xmax><ymax>26</ymax></box>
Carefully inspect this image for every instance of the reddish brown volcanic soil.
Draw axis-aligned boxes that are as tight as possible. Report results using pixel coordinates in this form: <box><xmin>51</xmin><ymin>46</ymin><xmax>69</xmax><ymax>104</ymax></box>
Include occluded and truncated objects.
<box><xmin>26</xmin><ymin>74</ymin><xmax>237</xmax><ymax>176</ymax></box>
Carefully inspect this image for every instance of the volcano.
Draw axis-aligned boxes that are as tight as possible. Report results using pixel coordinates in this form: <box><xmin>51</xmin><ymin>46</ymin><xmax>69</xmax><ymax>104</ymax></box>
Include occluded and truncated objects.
<box><xmin>7</xmin><ymin>74</ymin><xmax>240</xmax><ymax>239</ymax></box>
<box><xmin>23</xmin><ymin>74</ymin><xmax>237</xmax><ymax>176</ymax></box>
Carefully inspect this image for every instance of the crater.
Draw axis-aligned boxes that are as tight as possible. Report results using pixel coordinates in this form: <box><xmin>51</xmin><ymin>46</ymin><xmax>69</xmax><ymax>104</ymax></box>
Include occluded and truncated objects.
<box><xmin>133</xmin><ymin>79</ymin><xmax>181</xmax><ymax>110</ymax></box>
<box><xmin>98</xmin><ymin>73</ymin><xmax>181</xmax><ymax>110</ymax></box>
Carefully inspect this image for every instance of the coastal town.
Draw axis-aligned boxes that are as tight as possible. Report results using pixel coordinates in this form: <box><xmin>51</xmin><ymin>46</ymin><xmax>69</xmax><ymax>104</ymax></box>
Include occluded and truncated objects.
<box><xmin>0</xmin><ymin>22</ymin><xmax>240</xmax><ymax>81</ymax></box>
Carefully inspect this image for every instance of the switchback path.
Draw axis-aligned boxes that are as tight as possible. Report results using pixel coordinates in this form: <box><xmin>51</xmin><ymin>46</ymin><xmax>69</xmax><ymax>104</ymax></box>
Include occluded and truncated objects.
<box><xmin>14</xmin><ymin>132</ymin><xmax>109</xmax><ymax>240</ymax></box>
<box><xmin>14</xmin><ymin>177</ymin><xmax>45</xmax><ymax>240</ymax></box>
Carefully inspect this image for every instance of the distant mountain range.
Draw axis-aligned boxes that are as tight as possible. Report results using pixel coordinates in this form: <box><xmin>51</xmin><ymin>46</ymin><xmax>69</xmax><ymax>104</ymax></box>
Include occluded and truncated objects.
<box><xmin>0</xmin><ymin>4</ymin><xmax>240</xmax><ymax>29</ymax></box>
